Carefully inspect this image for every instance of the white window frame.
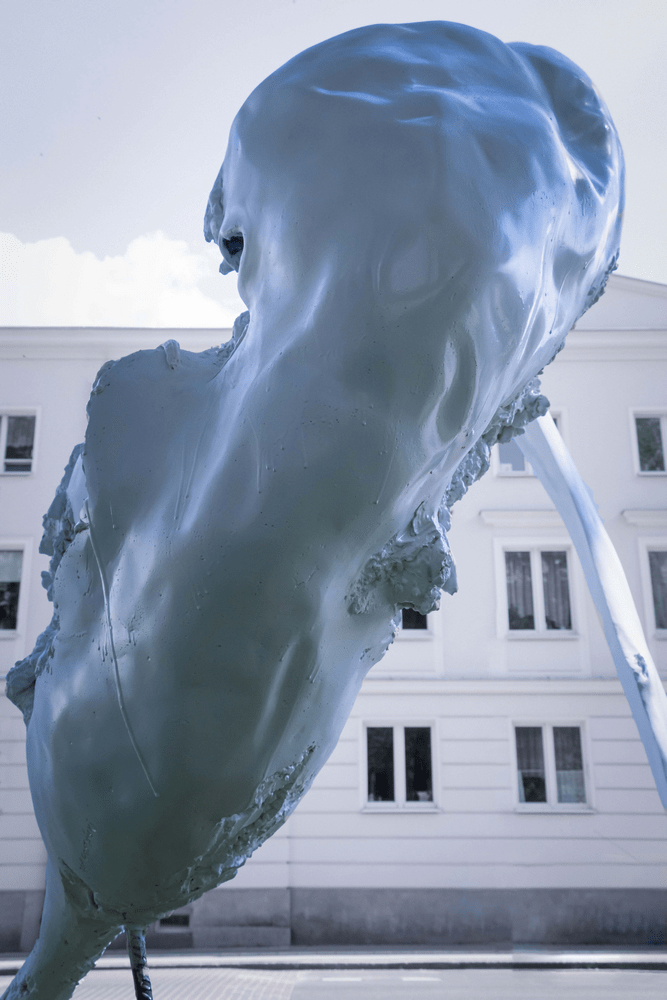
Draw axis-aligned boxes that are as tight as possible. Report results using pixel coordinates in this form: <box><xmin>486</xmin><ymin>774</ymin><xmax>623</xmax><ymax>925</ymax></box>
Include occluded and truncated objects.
<box><xmin>638</xmin><ymin>537</ymin><xmax>667</xmax><ymax>639</ymax></box>
<box><xmin>361</xmin><ymin>721</ymin><xmax>439</xmax><ymax>812</ymax></box>
<box><xmin>0</xmin><ymin>538</ymin><xmax>33</xmax><ymax>647</ymax></box>
<box><xmin>492</xmin><ymin>409</ymin><xmax>565</xmax><ymax>478</ymax></box>
<box><xmin>493</xmin><ymin>435</ymin><xmax>534</xmax><ymax>478</ymax></box>
<box><xmin>396</xmin><ymin>608</ymin><xmax>433</xmax><ymax>642</ymax></box>
<box><xmin>0</xmin><ymin>408</ymin><xmax>40</xmax><ymax>476</ymax></box>
<box><xmin>511</xmin><ymin>720</ymin><xmax>594</xmax><ymax>813</ymax></box>
<box><xmin>493</xmin><ymin>537</ymin><xmax>578</xmax><ymax>639</ymax></box>
<box><xmin>630</xmin><ymin>409</ymin><xmax>667</xmax><ymax>476</ymax></box>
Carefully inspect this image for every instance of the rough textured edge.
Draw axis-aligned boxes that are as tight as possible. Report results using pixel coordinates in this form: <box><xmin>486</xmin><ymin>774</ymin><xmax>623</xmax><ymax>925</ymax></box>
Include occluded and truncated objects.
<box><xmin>157</xmin><ymin>742</ymin><xmax>317</xmax><ymax>913</ymax></box>
<box><xmin>443</xmin><ymin>375</ymin><xmax>550</xmax><ymax>510</ymax></box>
<box><xmin>5</xmin><ymin>443</ymin><xmax>85</xmax><ymax>726</ymax></box>
<box><xmin>6</xmin><ymin>318</ymin><xmax>252</xmax><ymax>729</ymax></box>
<box><xmin>348</xmin><ymin>375</ymin><xmax>550</xmax><ymax>621</ymax></box>
<box><xmin>576</xmin><ymin>251</ymin><xmax>620</xmax><ymax>321</ymax></box>
<box><xmin>347</xmin><ymin>504</ymin><xmax>456</xmax><ymax>618</ymax></box>
<box><xmin>74</xmin><ymin>744</ymin><xmax>318</xmax><ymax>926</ymax></box>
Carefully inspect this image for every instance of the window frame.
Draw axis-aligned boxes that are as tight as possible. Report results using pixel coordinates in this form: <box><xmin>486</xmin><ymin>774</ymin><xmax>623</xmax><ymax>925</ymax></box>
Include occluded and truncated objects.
<box><xmin>396</xmin><ymin>608</ymin><xmax>433</xmax><ymax>642</ymax></box>
<box><xmin>492</xmin><ymin>409</ymin><xmax>565</xmax><ymax>478</ymax></box>
<box><xmin>511</xmin><ymin>720</ymin><xmax>594</xmax><ymax>813</ymax></box>
<box><xmin>638</xmin><ymin>537</ymin><xmax>667</xmax><ymax>639</ymax></box>
<box><xmin>361</xmin><ymin>720</ymin><xmax>439</xmax><ymax>812</ymax></box>
<box><xmin>0</xmin><ymin>538</ymin><xmax>33</xmax><ymax>645</ymax></box>
<box><xmin>630</xmin><ymin>409</ymin><xmax>667</xmax><ymax>476</ymax></box>
<box><xmin>493</xmin><ymin>537</ymin><xmax>578</xmax><ymax>640</ymax></box>
<box><xmin>0</xmin><ymin>408</ymin><xmax>40</xmax><ymax>476</ymax></box>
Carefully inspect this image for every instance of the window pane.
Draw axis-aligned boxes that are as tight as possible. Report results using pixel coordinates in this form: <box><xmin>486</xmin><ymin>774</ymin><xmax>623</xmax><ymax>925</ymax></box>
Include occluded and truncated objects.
<box><xmin>0</xmin><ymin>551</ymin><xmax>22</xmax><ymax>582</ymax></box>
<box><xmin>541</xmin><ymin>551</ymin><xmax>572</xmax><ymax>630</ymax></box>
<box><xmin>635</xmin><ymin>417</ymin><xmax>665</xmax><ymax>472</ymax></box>
<box><xmin>554</xmin><ymin>727</ymin><xmax>586</xmax><ymax>803</ymax></box>
<box><xmin>4</xmin><ymin>415</ymin><xmax>35</xmax><ymax>471</ymax></box>
<box><xmin>0</xmin><ymin>583</ymin><xmax>19</xmax><ymax>630</ymax></box>
<box><xmin>515</xmin><ymin>727</ymin><xmax>546</xmax><ymax>802</ymax></box>
<box><xmin>405</xmin><ymin>727</ymin><xmax>433</xmax><ymax>802</ymax></box>
<box><xmin>649</xmin><ymin>551</ymin><xmax>667</xmax><ymax>629</ymax></box>
<box><xmin>0</xmin><ymin>550</ymin><xmax>22</xmax><ymax>631</ymax></box>
<box><xmin>367</xmin><ymin>727</ymin><xmax>394</xmax><ymax>802</ymax></box>
<box><xmin>497</xmin><ymin>439</ymin><xmax>526</xmax><ymax>472</ymax></box>
<box><xmin>505</xmin><ymin>552</ymin><xmax>534</xmax><ymax>629</ymax></box>
<box><xmin>401</xmin><ymin>608</ymin><xmax>427</xmax><ymax>630</ymax></box>
<box><xmin>159</xmin><ymin>914</ymin><xmax>190</xmax><ymax>927</ymax></box>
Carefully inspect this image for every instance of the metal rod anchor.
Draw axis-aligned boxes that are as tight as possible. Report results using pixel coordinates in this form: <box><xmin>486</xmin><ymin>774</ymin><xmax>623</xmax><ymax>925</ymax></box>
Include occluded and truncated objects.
<box><xmin>126</xmin><ymin>925</ymin><xmax>154</xmax><ymax>1000</ymax></box>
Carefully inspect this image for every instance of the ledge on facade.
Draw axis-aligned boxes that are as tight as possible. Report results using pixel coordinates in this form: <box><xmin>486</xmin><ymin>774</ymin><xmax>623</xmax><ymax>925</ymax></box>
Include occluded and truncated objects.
<box><xmin>556</xmin><ymin>329</ymin><xmax>667</xmax><ymax>362</ymax></box>
<box><xmin>622</xmin><ymin>509</ymin><xmax>667</xmax><ymax>528</ymax></box>
<box><xmin>0</xmin><ymin>327</ymin><xmax>233</xmax><ymax>360</ymax></box>
<box><xmin>359</xmin><ymin>677</ymin><xmax>645</xmax><ymax>696</ymax></box>
<box><xmin>479</xmin><ymin>509</ymin><xmax>563</xmax><ymax>528</ymax></box>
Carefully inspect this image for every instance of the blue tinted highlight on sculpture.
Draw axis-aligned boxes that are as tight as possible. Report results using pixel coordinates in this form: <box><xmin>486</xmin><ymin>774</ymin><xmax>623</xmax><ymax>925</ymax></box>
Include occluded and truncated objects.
<box><xmin>4</xmin><ymin>21</ymin><xmax>660</xmax><ymax>1000</ymax></box>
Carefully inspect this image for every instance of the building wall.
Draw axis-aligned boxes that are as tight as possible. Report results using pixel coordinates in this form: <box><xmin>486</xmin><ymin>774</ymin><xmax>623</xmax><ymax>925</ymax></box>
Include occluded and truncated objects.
<box><xmin>298</xmin><ymin>685</ymin><xmax>666</xmax><ymax>883</ymax></box>
<box><xmin>0</xmin><ymin>277</ymin><xmax>666</xmax><ymax>949</ymax></box>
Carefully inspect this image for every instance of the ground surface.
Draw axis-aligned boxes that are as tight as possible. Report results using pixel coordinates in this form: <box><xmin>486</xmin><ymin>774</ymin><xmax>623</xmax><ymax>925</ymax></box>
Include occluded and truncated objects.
<box><xmin>2</xmin><ymin>967</ymin><xmax>665</xmax><ymax>999</ymax></box>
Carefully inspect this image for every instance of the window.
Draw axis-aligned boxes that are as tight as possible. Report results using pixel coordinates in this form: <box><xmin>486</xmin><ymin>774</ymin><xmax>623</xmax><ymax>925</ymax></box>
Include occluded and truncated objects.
<box><xmin>633</xmin><ymin>413</ymin><xmax>667</xmax><ymax>474</ymax></box>
<box><xmin>515</xmin><ymin>724</ymin><xmax>588</xmax><ymax>808</ymax></box>
<box><xmin>0</xmin><ymin>550</ymin><xmax>23</xmax><ymax>631</ymax></box>
<box><xmin>495</xmin><ymin>414</ymin><xmax>560</xmax><ymax>476</ymax></box>
<box><xmin>401</xmin><ymin>608</ymin><xmax>428</xmax><ymax>630</ymax></box>
<box><xmin>648</xmin><ymin>550</ymin><xmax>667</xmax><ymax>631</ymax></box>
<box><xmin>636</xmin><ymin>538</ymin><xmax>667</xmax><ymax>638</ymax></box>
<box><xmin>365</xmin><ymin>725</ymin><xmax>435</xmax><ymax>808</ymax></box>
<box><xmin>0</xmin><ymin>413</ymin><xmax>36</xmax><ymax>474</ymax></box>
<box><xmin>504</xmin><ymin>548</ymin><xmax>572</xmax><ymax>634</ymax></box>
<box><xmin>159</xmin><ymin>913</ymin><xmax>190</xmax><ymax>928</ymax></box>
<box><xmin>497</xmin><ymin>436</ymin><xmax>531</xmax><ymax>476</ymax></box>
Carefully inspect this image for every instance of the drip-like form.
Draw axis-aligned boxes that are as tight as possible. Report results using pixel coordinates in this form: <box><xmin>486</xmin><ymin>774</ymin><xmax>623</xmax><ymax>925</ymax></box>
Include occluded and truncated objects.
<box><xmin>5</xmin><ymin>21</ymin><xmax>653</xmax><ymax>1000</ymax></box>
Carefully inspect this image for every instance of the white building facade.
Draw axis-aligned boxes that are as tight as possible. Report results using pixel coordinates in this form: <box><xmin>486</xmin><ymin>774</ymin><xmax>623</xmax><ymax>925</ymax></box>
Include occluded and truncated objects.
<box><xmin>0</xmin><ymin>275</ymin><xmax>666</xmax><ymax>951</ymax></box>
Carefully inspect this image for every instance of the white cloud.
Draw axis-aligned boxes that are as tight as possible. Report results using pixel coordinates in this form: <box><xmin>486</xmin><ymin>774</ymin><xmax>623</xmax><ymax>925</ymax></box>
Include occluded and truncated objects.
<box><xmin>0</xmin><ymin>231</ymin><xmax>245</xmax><ymax>328</ymax></box>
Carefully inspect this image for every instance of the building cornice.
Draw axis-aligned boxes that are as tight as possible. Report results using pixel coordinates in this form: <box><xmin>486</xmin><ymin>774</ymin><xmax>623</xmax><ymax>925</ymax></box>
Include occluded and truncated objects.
<box><xmin>622</xmin><ymin>509</ymin><xmax>667</xmax><ymax>528</ymax></box>
<box><xmin>556</xmin><ymin>328</ymin><xmax>667</xmax><ymax>362</ymax></box>
<box><xmin>1</xmin><ymin>324</ymin><xmax>666</xmax><ymax>362</ymax></box>
<box><xmin>360</xmin><ymin>677</ymin><xmax>660</xmax><ymax>695</ymax></box>
<box><xmin>605</xmin><ymin>273</ymin><xmax>667</xmax><ymax>298</ymax></box>
<box><xmin>479</xmin><ymin>509</ymin><xmax>563</xmax><ymax>528</ymax></box>
<box><xmin>0</xmin><ymin>327</ymin><xmax>232</xmax><ymax>360</ymax></box>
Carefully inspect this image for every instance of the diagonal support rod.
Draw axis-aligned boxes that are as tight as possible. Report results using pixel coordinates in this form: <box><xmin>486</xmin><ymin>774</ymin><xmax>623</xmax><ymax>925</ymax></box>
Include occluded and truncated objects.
<box><xmin>126</xmin><ymin>925</ymin><xmax>154</xmax><ymax>1000</ymax></box>
<box><xmin>519</xmin><ymin>413</ymin><xmax>667</xmax><ymax>808</ymax></box>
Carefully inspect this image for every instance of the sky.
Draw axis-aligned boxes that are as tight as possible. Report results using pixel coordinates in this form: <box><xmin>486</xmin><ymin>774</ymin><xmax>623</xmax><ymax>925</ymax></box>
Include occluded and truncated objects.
<box><xmin>1</xmin><ymin>0</ymin><xmax>666</xmax><ymax>328</ymax></box>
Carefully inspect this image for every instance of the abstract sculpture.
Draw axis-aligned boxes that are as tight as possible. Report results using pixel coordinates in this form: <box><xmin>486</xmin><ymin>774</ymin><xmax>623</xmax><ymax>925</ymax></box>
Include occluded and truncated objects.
<box><xmin>4</xmin><ymin>20</ymin><xmax>667</xmax><ymax>1000</ymax></box>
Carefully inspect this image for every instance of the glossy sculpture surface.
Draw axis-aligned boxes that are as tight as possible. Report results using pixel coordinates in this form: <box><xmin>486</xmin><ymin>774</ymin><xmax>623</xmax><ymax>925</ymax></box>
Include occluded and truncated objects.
<box><xmin>5</xmin><ymin>20</ymin><xmax>665</xmax><ymax>1000</ymax></box>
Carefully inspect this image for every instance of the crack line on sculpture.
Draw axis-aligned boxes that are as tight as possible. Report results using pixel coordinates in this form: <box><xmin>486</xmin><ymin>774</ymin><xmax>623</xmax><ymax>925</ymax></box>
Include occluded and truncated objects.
<box><xmin>374</xmin><ymin>444</ymin><xmax>396</xmax><ymax>507</ymax></box>
<box><xmin>175</xmin><ymin>427</ymin><xmax>206</xmax><ymax>528</ymax></box>
<box><xmin>173</xmin><ymin>444</ymin><xmax>189</xmax><ymax>525</ymax></box>
<box><xmin>85</xmin><ymin>501</ymin><xmax>159</xmax><ymax>797</ymax></box>
<box><xmin>247</xmin><ymin>418</ymin><xmax>262</xmax><ymax>494</ymax></box>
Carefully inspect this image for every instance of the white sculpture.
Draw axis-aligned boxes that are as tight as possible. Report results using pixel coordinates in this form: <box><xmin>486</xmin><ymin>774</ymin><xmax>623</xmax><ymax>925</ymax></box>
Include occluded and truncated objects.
<box><xmin>4</xmin><ymin>20</ymin><xmax>666</xmax><ymax>1000</ymax></box>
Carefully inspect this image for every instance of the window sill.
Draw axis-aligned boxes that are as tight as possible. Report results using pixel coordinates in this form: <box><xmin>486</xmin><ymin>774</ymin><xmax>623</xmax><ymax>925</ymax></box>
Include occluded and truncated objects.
<box><xmin>636</xmin><ymin>471</ymin><xmax>667</xmax><ymax>476</ymax></box>
<box><xmin>396</xmin><ymin>631</ymin><xmax>434</xmax><ymax>642</ymax></box>
<box><xmin>362</xmin><ymin>804</ymin><xmax>440</xmax><ymax>814</ymax></box>
<box><xmin>503</xmin><ymin>631</ymin><xmax>579</xmax><ymax>641</ymax></box>
<box><xmin>365</xmin><ymin>672</ymin><xmax>441</xmax><ymax>680</ymax></box>
<box><xmin>0</xmin><ymin>631</ymin><xmax>19</xmax><ymax>640</ymax></box>
<box><xmin>653</xmin><ymin>631</ymin><xmax>667</xmax><ymax>640</ymax></box>
<box><xmin>0</xmin><ymin>471</ymin><xmax>33</xmax><ymax>477</ymax></box>
<box><xmin>514</xmin><ymin>805</ymin><xmax>596</xmax><ymax>814</ymax></box>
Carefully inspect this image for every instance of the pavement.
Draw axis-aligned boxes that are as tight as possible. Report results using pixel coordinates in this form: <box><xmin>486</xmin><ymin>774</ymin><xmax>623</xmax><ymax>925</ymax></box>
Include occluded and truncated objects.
<box><xmin>1</xmin><ymin>948</ymin><xmax>666</xmax><ymax>999</ymax></box>
<box><xmin>2</xmin><ymin>960</ymin><xmax>667</xmax><ymax>1000</ymax></box>
<box><xmin>3</xmin><ymin>944</ymin><xmax>667</xmax><ymax>975</ymax></box>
